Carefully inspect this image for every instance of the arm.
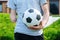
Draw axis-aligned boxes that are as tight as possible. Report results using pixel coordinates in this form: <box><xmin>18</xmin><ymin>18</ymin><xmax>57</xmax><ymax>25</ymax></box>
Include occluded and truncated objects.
<box><xmin>10</xmin><ymin>9</ymin><xmax>17</xmax><ymax>23</ymax></box>
<box><xmin>41</xmin><ymin>2</ymin><xmax>50</xmax><ymax>27</ymax></box>
<box><xmin>7</xmin><ymin>0</ymin><xmax>16</xmax><ymax>22</ymax></box>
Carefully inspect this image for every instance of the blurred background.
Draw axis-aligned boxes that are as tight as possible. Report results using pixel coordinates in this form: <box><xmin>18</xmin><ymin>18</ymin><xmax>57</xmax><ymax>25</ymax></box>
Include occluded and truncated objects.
<box><xmin>0</xmin><ymin>0</ymin><xmax>60</xmax><ymax>40</ymax></box>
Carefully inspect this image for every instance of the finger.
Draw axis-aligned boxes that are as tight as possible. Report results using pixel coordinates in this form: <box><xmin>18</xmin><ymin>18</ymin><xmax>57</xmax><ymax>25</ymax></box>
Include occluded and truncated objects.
<box><xmin>33</xmin><ymin>25</ymin><xmax>43</xmax><ymax>29</ymax></box>
<box><xmin>28</xmin><ymin>26</ymin><xmax>38</xmax><ymax>30</ymax></box>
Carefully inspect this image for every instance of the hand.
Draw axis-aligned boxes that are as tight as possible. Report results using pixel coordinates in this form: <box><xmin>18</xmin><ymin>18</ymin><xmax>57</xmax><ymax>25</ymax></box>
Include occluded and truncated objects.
<box><xmin>28</xmin><ymin>25</ymin><xmax>43</xmax><ymax>30</ymax></box>
<box><xmin>28</xmin><ymin>21</ymin><xmax>43</xmax><ymax>30</ymax></box>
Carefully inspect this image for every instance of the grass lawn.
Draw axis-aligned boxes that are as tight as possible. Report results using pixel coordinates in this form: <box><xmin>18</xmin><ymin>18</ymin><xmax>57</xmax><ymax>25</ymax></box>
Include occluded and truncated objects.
<box><xmin>44</xmin><ymin>19</ymin><xmax>60</xmax><ymax>40</ymax></box>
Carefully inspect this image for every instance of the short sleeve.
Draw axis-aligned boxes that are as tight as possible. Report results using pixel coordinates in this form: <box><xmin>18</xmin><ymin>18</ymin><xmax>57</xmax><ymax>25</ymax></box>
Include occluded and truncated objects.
<box><xmin>39</xmin><ymin>0</ymin><xmax>47</xmax><ymax>6</ymax></box>
<box><xmin>7</xmin><ymin>0</ymin><xmax>16</xmax><ymax>10</ymax></box>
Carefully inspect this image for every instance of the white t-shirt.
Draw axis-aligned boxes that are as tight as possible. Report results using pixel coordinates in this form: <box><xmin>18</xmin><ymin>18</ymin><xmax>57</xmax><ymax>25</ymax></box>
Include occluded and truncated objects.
<box><xmin>7</xmin><ymin>0</ymin><xmax>47</xmax><ymax>36</ymax></box>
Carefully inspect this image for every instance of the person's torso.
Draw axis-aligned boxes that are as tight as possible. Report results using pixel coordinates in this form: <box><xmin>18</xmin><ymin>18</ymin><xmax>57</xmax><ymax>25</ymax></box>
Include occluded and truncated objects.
<box><xmin>14</xmin><ymin>0</ymin><xmax>43</xmax><ymax>36</ymax></box>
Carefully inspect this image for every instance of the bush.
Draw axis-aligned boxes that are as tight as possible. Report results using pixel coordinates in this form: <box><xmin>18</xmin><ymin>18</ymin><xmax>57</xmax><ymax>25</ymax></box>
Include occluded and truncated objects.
<box><xmin>44</xmin><ymin>19</ymin><xmax>60</xmax><ymax>40</ymax></box>
<box><xmin>0</xmin><ymin>13</ymin><xmax>15</xmax><ymax>40</ymax></box>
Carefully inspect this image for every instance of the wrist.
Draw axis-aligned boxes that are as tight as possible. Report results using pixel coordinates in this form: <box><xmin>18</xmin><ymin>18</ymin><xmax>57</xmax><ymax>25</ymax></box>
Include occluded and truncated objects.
<box><xmin>41</xmin><ymin>20</ymin><xmax>47</xmax><ymax>27</ymax></box>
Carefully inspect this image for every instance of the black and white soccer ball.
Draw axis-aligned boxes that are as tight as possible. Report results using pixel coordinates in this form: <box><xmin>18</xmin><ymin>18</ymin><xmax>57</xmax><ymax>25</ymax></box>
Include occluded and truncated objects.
<box><xmin>22</xmin><ymin>8</ymin><xmax>42</xmax><ymax>27</ymax></box>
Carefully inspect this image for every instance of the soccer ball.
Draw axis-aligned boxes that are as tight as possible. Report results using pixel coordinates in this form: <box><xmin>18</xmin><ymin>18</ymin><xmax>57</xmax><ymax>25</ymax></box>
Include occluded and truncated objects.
<box><xmin>22</xmin><ymin>8</ymin><xmax>42</xmax><ymax>27</ymax></box>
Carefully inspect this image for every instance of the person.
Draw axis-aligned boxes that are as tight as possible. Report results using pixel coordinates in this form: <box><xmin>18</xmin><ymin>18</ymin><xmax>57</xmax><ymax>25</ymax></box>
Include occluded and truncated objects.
<box><xmin>7</xmin><ymin>0</ymin><xmax>49</xmax><ymax>40</ymax></box>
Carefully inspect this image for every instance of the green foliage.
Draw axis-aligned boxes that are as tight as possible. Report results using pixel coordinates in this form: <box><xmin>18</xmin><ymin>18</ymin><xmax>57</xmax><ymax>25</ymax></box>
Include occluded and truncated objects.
<box><xmin>44</xmin><ymin>19</ymin><xmax>60</xmax><ymax>40</ymax></box>
<box><xmin>0</xmin><ymin>13</ymin><xmax>15</xmax><ymax>40</ymax></box>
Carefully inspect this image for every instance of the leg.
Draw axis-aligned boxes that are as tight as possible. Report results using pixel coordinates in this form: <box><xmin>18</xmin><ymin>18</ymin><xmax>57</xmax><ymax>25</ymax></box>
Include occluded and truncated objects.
<box><xmin>14</xmin><ymin>32</ymin><xmax>34</xmax><ymax>40</ymax></box>
<box><xmin>32</xmin><ymin>34</ymin><xmax>44</xmax><ymax>40</ymax></box>
<box><xmin>14</xmin><ymin>32</ymin><xmax>44</xmax><ymax>40</ymax></box>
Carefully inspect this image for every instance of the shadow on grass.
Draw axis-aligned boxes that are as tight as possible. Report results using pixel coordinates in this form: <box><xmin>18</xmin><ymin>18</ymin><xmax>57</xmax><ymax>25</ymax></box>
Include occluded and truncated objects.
<box><xmin>0</xmin><ymin>36</ymin><xmax>13</xmax><ymax>40</ymax></box>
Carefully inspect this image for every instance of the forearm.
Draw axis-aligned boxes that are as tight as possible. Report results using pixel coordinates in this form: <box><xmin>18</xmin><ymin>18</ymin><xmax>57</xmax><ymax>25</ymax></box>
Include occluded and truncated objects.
<box><xmin>10</xmin><ymin>10</ymin><xmax>17</xmax><ymax>23</ymax></box>
<box><xmin>41</xmin><ymin>3</ymin><xmax>50</xmax><ymax>26</ymax></box>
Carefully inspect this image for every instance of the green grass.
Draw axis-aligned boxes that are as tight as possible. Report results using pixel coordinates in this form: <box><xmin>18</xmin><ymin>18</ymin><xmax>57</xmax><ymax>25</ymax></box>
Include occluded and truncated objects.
<box><xmin>44</xmin><ymin>19</ymin><xmax>60</xmax><ymax>40</ymax></box>
<box><xmin>0</xmin><ymin>13</ymin><xmax>15</xmax><ymax>40</ymax></box>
